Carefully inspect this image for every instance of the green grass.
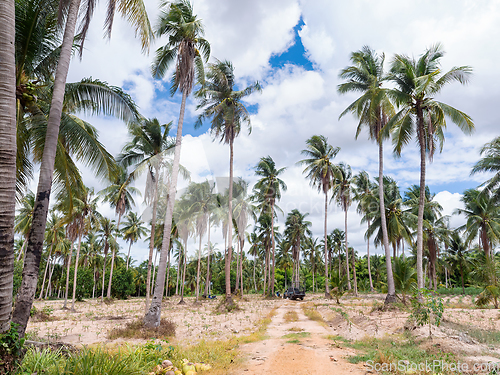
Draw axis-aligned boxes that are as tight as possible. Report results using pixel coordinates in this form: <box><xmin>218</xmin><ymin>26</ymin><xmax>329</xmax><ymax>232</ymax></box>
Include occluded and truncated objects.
<box><xmin>286</xmin><ymin>339</ymin><xmax>300</xmax><ymax>344</ymax></box>
<box><xmin>437</xmin><ymin>287</ymin><xmax>482</xmax><ymax>296</ymax></box>
<box><xmin>443</xmin><ymin>320</ymin><xmax>500</xmax><ymax>346</ymax></box>
<box><xmin>328</xmin><ymin>336</ymin><xmax>457</xmax><ymax>366</ymax></box>
<box><xmin>282</xmin><ymin>332</ymin><xmax>310</xmax><ymax>339</ymax></box>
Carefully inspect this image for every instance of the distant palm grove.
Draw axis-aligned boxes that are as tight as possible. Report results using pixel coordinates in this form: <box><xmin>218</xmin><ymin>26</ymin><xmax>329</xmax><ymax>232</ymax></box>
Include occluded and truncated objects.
<box><xmin>2</xmin><ymin>0</ymin><xmax>500</xmax><ymax>346</ymax></box>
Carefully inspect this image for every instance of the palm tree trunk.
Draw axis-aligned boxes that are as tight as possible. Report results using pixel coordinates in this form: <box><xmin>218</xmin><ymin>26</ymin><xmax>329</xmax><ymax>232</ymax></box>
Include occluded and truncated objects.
<box><xmin>12</xmin><ymin>0</ymin><xmax>82</xmax><ymax>336</ymax></box>
<box><xmin>101</xmin><ymin>248</ymin><xmax>107</xmax><ymax>302</ymax></box>
<box><xmin>45</xmin><ymin>258</ymin><xmax>55</xmax><ymax>299</ymax></box>
<box><xmin>179</xmin><ymin>244</ymin><xmax>187</xmax><ymax>304</ymax></box>
<box><xmin>344</xmin><ymin>209</ymin><xmax>351</xmax><ymax>290</ymax></box>
<box><xmin>175</xmin><ymin>250</ymin><xmax>181</xmax><ymax>295</ymax></box>
<box><xmin>71</xmin><ymin>233</ymin><xmax>83</xmax><ymax>311</ymax></box>
<box><xmin>145</xmin><ymin>164</ymin><xmax>160</xmax><ymax>311</ymax></box>
<box><xmin>270</xmin><ymin>201</ymin><xmax>276</xmax><ymax>297</ymax></box>
<box><xmin>240</xmin><ymin>237</ymin><xmax>244</xmax><ymax>297</ymax></box>
<box><xmin>151</xmin><ymin>249</ymin><xmax>158</xmax><ymax>296</ymax></box>
<box><xmin>204</xmin><ymin>220</ymin><xmax>211</xmax><ymax>297</ymax></box>
<box><xmin>379</xmin><ymin>141</ymin><xmax>396</xmax><ymax>303</ymax></box>
<box><xmin>16</xmin><ymin>237</ymin><xmax>28</xmax><ymax>262</ymax></box>
<box><xmin>416</xmin><ymin>119</ymin><xmax>426</xmax><ymax>290</ymax></box>
<box><xmin>63</xmin><ymin>242</ymin><xmax>74</xmax><ymax>308</ymax></box>
<box><xmin>126</xmin><ymin>241</ymin><xmax>132</xmax><ymax>270</ymax></box>
<box><xmin>351</xmin><ymin>247</ymin><xmax>358</xmax><ymax>296</ymax></box>
<box><xmin>107</xmin><ymin>247</ymin><xmax>116</xmax><ymax>298</ymax></box>
<box><xmin>0</xmin><ymin>0</ymin><xmax>16</xmax><ymax>335</ymax></box>
<box><xmin>92</xmin><ymin>263</ymin><xmax>96</xmax><ymax>299</ymax></box>
<box><xmin>225</xmin><ymin>138</ymin><xmax>235</xmax><ymax>302</ymax></box>
<box><xmin>235</xmin><ymin>238</ymin><xmax>240</xmax><ymax>292</ymax></box>
<box><xmin>144</xmin><ymin>89</ymin><xmax>188</xmax><ymax>327</ymax></box>
<box><xmin>324</xmin><ymin>192</ymin><xmax>330</xmax><ymax>298</ymax></box>
<box><xmin>253</xmin><ymin>255</ymin><xmax>257</xmax><ymax>292</ymax></box>
<box><xmin>263</xmin><ymin>247</ymin><xmax>267</xmax><ymax>297</ymax></box>
<box><xmin>196</xmin><ymin>234</ymin><xmax>202</xmax><ymax>302</ymax></box>
<box><xmin>366</xmin><ymin>221</ymin><xmax>374</xmax><ymax>292</ymax></box>
<box><xmin>38</xmin><ymin>243</ymin><xmax>54</xmax><ymax>299</ymax></box>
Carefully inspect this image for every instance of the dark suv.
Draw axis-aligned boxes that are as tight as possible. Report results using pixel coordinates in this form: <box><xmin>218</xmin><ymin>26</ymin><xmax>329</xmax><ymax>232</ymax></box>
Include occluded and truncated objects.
<box><xmin>283</xmin><ymin>285</ymin><xmax>305</xmax><ymax>300</ymax></box>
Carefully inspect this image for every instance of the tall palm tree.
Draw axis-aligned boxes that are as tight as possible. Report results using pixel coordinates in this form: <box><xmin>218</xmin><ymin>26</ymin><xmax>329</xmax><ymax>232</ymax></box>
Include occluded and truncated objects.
<box><xmin>122</xmin><ymin>212</ymin><xmax>147</xmax><ymax>270</ymax></box>
<box><xmin>97</xmin><ymin>217</ymin><xmax>117</xmax><ymax>299</ymax></box>
<box><xmin>456</xmin><ymin>189</ymin><xmax>500</xmax><ymax>259</ymax></box>
<box><xmin>444</xmin><ymin>230</ymin><xmax>469</xmax><ymax>294</ymax></box>
<box><xmin>0</xmin><ymin>0</ymin><xmax>18</xmax><ymax>335</ymax></box>
<box><xmin>119</xmin><ymin>118</ymin><xmax>174</xmax><ymax>310</ymax></box>
<box><xmin>195</xmin><ymin>59</ymin><xmax>260</xmax><ymax>305</ymax></box>
<box><xmin>404</xmin><ymin>185</ymin><xmax>446</xmax><ymax>291</ymax></box>
<box><xmin>331</xmin><ymin>162</ymin><xmax>357</xmax><ymax>295</ymax></box>
<box><xmin>145</xmin><ymin>0</ymin><xmax>210</xmax><ymax>326</ymax></box>
<box><xmin>254</xmin><ymin>156</ymin><xmax>286</xmax><ymax>296</ymax></box>
<box><xmin>388</xmin><ymin>43</ymin><xmax>474</xmax><ymax>289</ymax></box>
<box><xmin>353</xmin><ymin>171</ymin><xmax>376</xmax><ymax>291</ymax></box>
<box><xmin>298</xmin><ymin>135</ymin><xmax>339</xmax><ymax>298</ymax></box>
<box><xmin>38</xmin><ymin>211</ymin><xmax>63</xmax><ymax>299</ymax></box>
<box><xmin>186</xmin><ymin>181</ymin><xmax>214</xmax><ymax>301</ymax></box>
<box><xmin>100</xmin><ymin>166</ymin><xmax>140</xmax><ymax>229</ymax></box>
<box><xmin>15</xmin><ymin>0</ymin><xmax>150</xmax><ymax>335</ymax></box>
<box><xmin>14</xmin><ymin>191</ymin><xmax>35</xmax><ymax>262</ymax></box>
<box><xmin>367</xmin><ymin>177</ymin><xmax>413</xmax><ymax>259</ymax></box>
<box><xmin>338</xmin><ymin>46</ymin><xmax>397</xmax><ymax>303</ymax></box>
<box><xmin>284</xmin><ymin>209</ymin><xmax>312</xmax><ymax>288</ymax></box>
<box><xmin>471</xmin><ymin>136</ymin><xmax>500</xmax><ymax>200</ymax></box>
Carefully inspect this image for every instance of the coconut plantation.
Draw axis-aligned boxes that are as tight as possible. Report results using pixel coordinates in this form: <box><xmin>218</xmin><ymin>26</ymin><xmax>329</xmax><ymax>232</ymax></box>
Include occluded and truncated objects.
<box><xmin>1</xmin><ymin>0</ymin><xmax>500</xmax><ymax>374</ymax></box>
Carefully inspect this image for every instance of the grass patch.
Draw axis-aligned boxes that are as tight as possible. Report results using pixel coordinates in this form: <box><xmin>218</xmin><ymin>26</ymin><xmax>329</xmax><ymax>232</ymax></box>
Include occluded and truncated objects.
<box><xmin>286</xmin><ymin>339</ymin><xmax>300</xmax><ymax>344</ymax></box>
<box><xmin>282</xmin><ymin>332</ymin><xmax>310</xmax><ymax>339</ymax></box>
<box><xmin>330</xmin><ymin>336</ymin><xmax>457</xmax><ymax>366</ymax></box>
<box><xmin>107</xmin><ymin>319</ymin><xmax>176</xmax><ymax>340</ymax></box>
<box><xmin>288</xmin><ymin>327</ymin><xmax>303</xmax><ymax>332</ymax></box>
<box><xmin>302</xmin><ymin>304</ymin><xmax>324</xmax><ymax>324</ymax></box>
<box><xmin>443</xmin><ymin>320</ymin><xmax>500</xmax><ymax>346</ymax></box>
<box><xmin>283</xmin><ymin>310</ymin><xmax>299</xmax><ymax>322</ymax></box>
<box><xmin>437</xmin><ymin>287</ymin><xmax>482</xmax><ymax>296</ymax></box>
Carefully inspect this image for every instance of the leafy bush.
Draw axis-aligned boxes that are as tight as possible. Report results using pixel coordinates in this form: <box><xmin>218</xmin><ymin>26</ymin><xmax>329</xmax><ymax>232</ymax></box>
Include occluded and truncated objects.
<box><xmin>67</xmin><ymin>267</ymin><xmax>94</xmax><ymax>301</ymax></box>
<box><xmin>13</xmin><ymin>260</ymin><xmax>23</xmax><ymax>297</ymax></box>
<box><xmin>111</xmin><ymin>267</ymin><xmax>135</xmax><ymax>299</ymax></box>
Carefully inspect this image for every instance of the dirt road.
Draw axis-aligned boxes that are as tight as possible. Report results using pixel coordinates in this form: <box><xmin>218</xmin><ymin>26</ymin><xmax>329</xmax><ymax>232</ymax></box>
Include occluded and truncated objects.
<box><xmin>234</xmin><ymin>301</ymin><xmax>368</xmax><ymax>374</ymax></box>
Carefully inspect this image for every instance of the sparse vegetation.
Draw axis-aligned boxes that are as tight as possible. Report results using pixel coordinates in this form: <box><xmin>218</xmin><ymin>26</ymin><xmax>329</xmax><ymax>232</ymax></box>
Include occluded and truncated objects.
<box><xmin>283</xmin><ymin>310</ymin><xmax>299</xmax><ymax>322</ymax></box>
<box><xmin>107</xmin><ymin>319</ymin><xmax>176</xmax><ymax>340</ymax></box>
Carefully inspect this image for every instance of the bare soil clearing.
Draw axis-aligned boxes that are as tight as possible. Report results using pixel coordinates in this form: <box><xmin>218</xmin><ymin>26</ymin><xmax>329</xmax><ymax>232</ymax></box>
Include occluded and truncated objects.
<box><xmin>26</xmin><ymin>293</ymin><xmax>500</xmax><ymax>372</ymax></box>
<box><xmin>234</xmin><ymin>301</ymin><xmax>366</xmax><ymax>374</ymax></box>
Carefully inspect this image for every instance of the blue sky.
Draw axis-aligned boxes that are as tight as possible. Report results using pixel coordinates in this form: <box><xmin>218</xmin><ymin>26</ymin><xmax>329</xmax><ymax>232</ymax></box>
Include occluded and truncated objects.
<box><xmin>63</xmin><ymin>0</ymin><xmax>500</xmax><ymax>260</ymax></box>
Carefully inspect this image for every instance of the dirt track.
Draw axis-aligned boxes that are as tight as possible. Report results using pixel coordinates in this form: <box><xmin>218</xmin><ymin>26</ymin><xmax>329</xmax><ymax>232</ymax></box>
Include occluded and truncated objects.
<box><xmin>234</xmin><ymin>301</ymin><xmax>367</xmax><ymax>374</ymax></box>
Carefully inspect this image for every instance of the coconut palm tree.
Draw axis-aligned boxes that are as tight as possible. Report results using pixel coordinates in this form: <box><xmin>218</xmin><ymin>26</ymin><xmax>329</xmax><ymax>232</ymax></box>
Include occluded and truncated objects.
<box><xmin>38</xmin><ymin>211</ymin><xmax>63</xmax><ymax>299</ymax></box>
<box><xmin>338</xmin><ymin>46</ymin><xmax>397</xmax><ymax>303</ymax></box>
<box><xmin>14</xmin><ymin>191</ymin><xmax>35</xmax><ymax>262</ymax></box>
<box><xmin>119</xmin><ymin>118</ymin><xmax>174</xmax><ymax>310</ymax></box>
<box><xmin>100</xmin><ymin>166</ymin><xmax>140</xmax><ymax>230</ymax></box>
<box><xmin>284</xmin><ymin>209</ymin><xmax>312</xmax><ymax>288</ymax></box>
<box><xmin>456</xmin><ymin>189</ymin><xmax>500</xmax><ymax>259</ymax></box>
<box><xmin>353</xmin><ymin>171</ymin><xmax>376</xmax><ymax>291</ymax></box>
<box><xmin>122</xmin><ymin>212</ymin><xmax>147</xmax><ymax>270</ymax></box>
<box><xmin>366</xmin><ymin>177</ymin><xmax>413</xmax><ymax>260</ymax></box>
<box><xmin>254</xmin><ymin>156</ymin><xmax>286</xmax><ymax>296</ymax></box>
<box><xmin>404</xmin><ymin>185</ymin><xmax>447</xmax><ymax>291</ymax></box>
<box><xmin>14</xmin><ymin>0</ymin><xmax>150</xmax><ymax>335</ymax></box>
<box><xmin>444</xmin><ymin>230</ymin><xmax>469</xmax><ymax>294</ymax></box>
<box><xmin>186</xmin><ymin>181</ymin><xmax>215</xmax><ymax>301</ymax></box>
<box><xmin>387</xmin><ymin>43</ymin><xmax>475</xmax><ymax>289</ymax></box>
<box><xmin>331</xmin><ymin>162</ymin><xmax>357</xmax><ymax>295</ymax></box>
<box><xmin>471</xmin><ymin>136</ymin><xmax>500</xmax><ymax>200</ymax></box>
<box><xmin>298</xmin><ymin>135</ymin><xmax>339</xmax><ymax>298</ymax></box>
<box><xmin>195</xmin><ymin>59</ymin><xmax>260</xmax><ymax>305</ymax></box>
<box><xmin>145</xmin><ymin>0</ymin><xmax>210</xmax><ymax>326</ymax></box>
<box><xmin>0</xmin><ymin>0</ymin><xmax>17</xmax><ymax>336</ymax></box>
<box><xmin>393</xmin><ymin>256</ymin><xmax>416</xmax><ymax>305</ymax></box>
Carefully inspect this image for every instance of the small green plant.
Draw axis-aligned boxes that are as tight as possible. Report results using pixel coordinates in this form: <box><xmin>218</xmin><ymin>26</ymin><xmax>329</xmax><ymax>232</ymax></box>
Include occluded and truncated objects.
<box><xmin>0</xmin><ymin>323</ymin><xmax>25</xmax><ymax>375</ymax></box>
<box><xmin>409</xmin><ymin>289</ymin><xmax>444</xmax><ymax>337</ymax></box>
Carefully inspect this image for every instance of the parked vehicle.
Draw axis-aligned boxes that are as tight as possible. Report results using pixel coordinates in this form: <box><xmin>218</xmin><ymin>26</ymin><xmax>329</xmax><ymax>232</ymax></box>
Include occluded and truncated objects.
<box><xmin>283</xmin><ymin>285</ymin><xmax>305</xmax><ymax>300</ymax></box>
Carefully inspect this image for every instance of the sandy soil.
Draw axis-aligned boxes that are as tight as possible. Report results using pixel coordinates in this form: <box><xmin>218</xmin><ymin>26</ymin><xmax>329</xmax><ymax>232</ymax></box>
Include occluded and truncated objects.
<box><xmin>27</xmin><ymin>293</ymin><xmax>500</xmax><ymax>373</ymax></box>
<box><xmin>27</xmin><ymin>295</ymin><xmax>276</xmax><ymax>346</ymax></box>
<box><xmin>233</xmin><ymin>301</ymin><xmax>366</xmax><ymax>374</ymax></box>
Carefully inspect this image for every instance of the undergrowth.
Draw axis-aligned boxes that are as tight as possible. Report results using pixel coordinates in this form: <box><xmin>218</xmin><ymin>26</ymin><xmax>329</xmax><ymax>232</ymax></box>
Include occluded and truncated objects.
<box><xmin>107</xmin><ymin>318</ymin><xmax>176</xmax><ymax>340</ymax></box>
